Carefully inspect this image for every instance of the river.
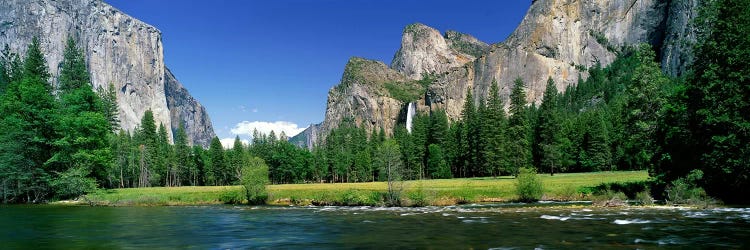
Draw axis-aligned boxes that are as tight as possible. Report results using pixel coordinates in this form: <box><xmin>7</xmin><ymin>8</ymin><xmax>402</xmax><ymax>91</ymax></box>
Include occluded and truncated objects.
<box><xmin>1</xmin><ymin>203</ymin><xmax>749</xmax><ymax>249</ymax></box>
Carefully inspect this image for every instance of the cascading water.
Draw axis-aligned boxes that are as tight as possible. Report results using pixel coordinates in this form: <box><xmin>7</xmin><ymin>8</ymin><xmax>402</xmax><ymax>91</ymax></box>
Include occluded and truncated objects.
<box><xmin>406</xmin><ymin>102</ymin><xmax>416</xmax><ymax>133</ymax></box>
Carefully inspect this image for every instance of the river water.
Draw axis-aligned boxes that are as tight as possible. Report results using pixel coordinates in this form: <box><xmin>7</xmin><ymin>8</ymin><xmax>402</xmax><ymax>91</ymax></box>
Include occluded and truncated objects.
<box><xmin>1</xmin><ymin>203</ymin><xmax>749</xmax><ymax>249</ymax></box>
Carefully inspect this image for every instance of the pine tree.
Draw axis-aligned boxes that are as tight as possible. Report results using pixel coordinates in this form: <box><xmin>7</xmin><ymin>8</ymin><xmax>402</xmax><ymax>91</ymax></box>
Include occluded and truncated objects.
<box><xmin>427</xmin><ymin>144</ymin><xmax>451</xmax><ymax>179</ymax></box>
<box><xmin>156</xmin><ymin>123</ymin><xmax>174</xmax><ymax>186</ymax></box>
<box><xmin>683</xmin><ymin>0</ymin><xmax>750</xmax><ymax>202</ymax></box>
<box><xmin>0</xmin><ymin>45</ymin><xmax>20</xmax><ymax>95</ymax></box>
<box><xmin>460</xmin><ymin>88</ymin><xmax>477</xmax><ymax>177</ymax></box>
<box><xmin>136</xmin><ymin>110</ymin><xmax>157</xmax><ymax>187</ymax></box>
<box><xmin>208</xmin><ymin>137</ymin><xmax>225</xmax><ymax>186</ymax></box>
<box><xmin>49</xmin><ymin>38</ymin><xmax>113</xmax><ymax>190</ymax></box>
<box><xmin>623</xmin><ymin>44</ymin><xmax>669</xmax><ymax>170</ymax></box>
<box><xmin>0</xmin><ymin>38</ymin><xmax>59</xmax><ymax>202</ymax></box>
<box><xmin>482</xmin><ymin>80</ymin><xmax>507</xmax><ymax>176</ymax></box>
<box><xmin>97</xmin><ymin>82</ymin><xmax>120</xmax><ymax>131</ymax></box>
<box><xmin>507</xmin><ymin>78</ymin><xmax>531</xmax><ymax>175</ymax></box>
<box><xmin>173</xmin><ymin>123</ymin><xmax>192</xmax><ymax>186</ymax></box>
<box><xmin>230</xmin><ymin>136</ymin><xmax>246</xmax><ymax>184</ymax></box>
<box><xmin>536</xmin><ymin>77</ymin><xmax>562</xmax><ymax>175</ymax></box>
<box><xmin>580</xmin><ymin>109</ymin><xmax>612</xmax><ymax>171</ymax></box>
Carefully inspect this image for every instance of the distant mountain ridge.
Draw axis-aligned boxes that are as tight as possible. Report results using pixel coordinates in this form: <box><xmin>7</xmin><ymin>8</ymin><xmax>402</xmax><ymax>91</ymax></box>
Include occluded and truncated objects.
<box><xmin>292</xmin><ymin>0</ymin><xmax>699</xmax><ymax>149</ymax></box>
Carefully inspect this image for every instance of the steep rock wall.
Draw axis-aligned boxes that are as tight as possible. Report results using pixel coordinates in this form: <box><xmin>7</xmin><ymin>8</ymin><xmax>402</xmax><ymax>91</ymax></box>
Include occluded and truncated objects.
<box><xmin>0</xmin><ymin>0</ymin><xmax>215</xmax><ymax>146</ymax></box>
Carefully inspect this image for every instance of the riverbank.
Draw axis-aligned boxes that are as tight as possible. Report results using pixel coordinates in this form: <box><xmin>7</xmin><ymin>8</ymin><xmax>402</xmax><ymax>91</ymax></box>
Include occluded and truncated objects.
<box><xmin>73</xmin><ymin>171</ymin><xmax>648</xmax><ymax>206</ymax></box>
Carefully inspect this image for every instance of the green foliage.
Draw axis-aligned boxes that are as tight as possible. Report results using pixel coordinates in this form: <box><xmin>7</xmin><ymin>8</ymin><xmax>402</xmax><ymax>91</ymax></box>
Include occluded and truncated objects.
<box><xmin>208</xmin><ymin>137</ymin><xmax>226</xmax><ymax>186</ymax></box>
<box><xmin>376</xmin><ymin>139</ymin><xmax>404</xmax><ymax>206</ymax></box>
<box><xmin>96</xmin><ymin>82</ymin><xmax>120</xmax><ymax>131</ymax></box>
<box><xmin>481</xmin><ymin>80</ymin><xmax>507</xmax><ymax>176</ymax></box>
<box><xmin>635</xmin><ymin>189</ymin><xmax>654</xmax><ymax>206</ymax></box>
<box><xmin>515</xmin><ymin>167</ymin><xmax>543</xmax><ymax>202</ymax></box>
<box><xmin>680</xmin><ymin>0</ymin><xmax>750</xmax><ymax>203</ymax></box>
<box><xmin>445</xmin><ymin>31</ymin><xmax>488</xmax><ymax>58</ymax></box>
<box><xmin>507</xmin><ymin>78</ymin><xmax>531</xmax><ymax>175</ymax></box>
<box><xmin>427</xmin><ymin>144</ymin><xmax>451</xmax><ymax>179</ymax></box>
<box><xmin>384</xmin><ymin>81</ymin><xmax>423</xmax><ymax>102</ymax></box>
<box><xmin>536</xmin><ymin>77</ymin><xmax>561</xmax><ymax>174</ymax></box>
<box><xmin>0</xmin><ymin>37</ymin><xmax>58</xmax><ymax>203</ymax></box>
<box><xmin>666</xmin><ymin>170</ymin><xmax>711</xmax><ymax>205</ymax></box>
<box><xmin>589</xmin><ymin>30</ymin><xmax>618</xmax><ymax>52</ymax></box>
<box><xmin>50</xmin><ymin>167</ymin><xmax>97</xmax><ymax>200</ymax></box>
<box><xmin>241</xmin><ymin>157</ymin><xmax>269</xmax><ymax>205</ymax></box>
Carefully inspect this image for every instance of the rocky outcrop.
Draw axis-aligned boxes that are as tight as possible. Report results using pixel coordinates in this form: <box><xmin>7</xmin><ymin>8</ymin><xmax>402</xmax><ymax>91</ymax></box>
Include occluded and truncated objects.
<box><xmin>391</xmin><ymin>23</ymin><xmax>486</xmax><ymax>80</ymax></box>
<box><xmin>319</xmin><ymin>57</ymin><xmax>413</xmax><ymax>139</ymax></box>
<box><xmin>164</xmin><ymin>68</ymin><xmax>214</xmax><ymax>146</ymax></box>
<box><xmin>430</xmin><ymin>0</ymin><xmax>697</xmax><ymax>121</ymax></box>
<box><xmin>660</xmin><ymin>0</ymin><xmax>700</xmax><ymax>76</ymax></box>
<box><xmin>289</xmin><ymin>123</ymin><xmax>321</xmax><ymax>149</ymax></box>
<box><xmin>298</xmin><ymin>0</ymin><xmax>701</xmax><ymax>148</ymax></box>
<box><xmin>0</xmin><ymin>0</ymin><xmax>215</xmax><ymax>146</ymax></box>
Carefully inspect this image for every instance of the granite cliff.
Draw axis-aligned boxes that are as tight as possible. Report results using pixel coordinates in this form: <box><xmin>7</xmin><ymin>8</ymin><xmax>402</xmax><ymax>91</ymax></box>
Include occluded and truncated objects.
<box><xmin>0</xmin><ymin>0</ymin><xmax>215</xmax><ymax>146</ymax></box>
<box><xmin>296</xmin><ymin>0</ymin><xmax>700</xmax><ymax>149</ymax></box>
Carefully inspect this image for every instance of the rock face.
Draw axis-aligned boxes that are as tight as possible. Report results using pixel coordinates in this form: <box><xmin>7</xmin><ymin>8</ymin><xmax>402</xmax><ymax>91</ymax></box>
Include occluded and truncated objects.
<box><xmin>391</xmin><ymin>23</ymin><xmax>488</xmax><ymax>80</ymax></box>
<box><xmin>164</xmin><ymin>68</ymin><xmax>214</xmax><ymax>146</ymax></box>
<box><xmin>319</xmin><ymin>57</ymin><xmax>412</xmax><ymax>140</ymax></box>
<box><xmin>297</xmin><ymin>0</ymin><xmax>701</xmax><ymax>148</ymax></box>
<box><xmin>289</xmin><ymin>122</ymin><xmax>321</xmax><ymax>149</ymax></box>
<box><xmin>0</xmin><ymin>0</ymin><xmax>215</xmax><ymax>146</ymax></box>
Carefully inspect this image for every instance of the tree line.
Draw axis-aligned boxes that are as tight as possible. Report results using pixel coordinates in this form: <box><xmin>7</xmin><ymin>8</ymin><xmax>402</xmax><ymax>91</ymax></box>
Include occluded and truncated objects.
<box><xmin>1</xmin><ymin>0</ymin><xmax>746</xmax><ymax>204</ymax></box>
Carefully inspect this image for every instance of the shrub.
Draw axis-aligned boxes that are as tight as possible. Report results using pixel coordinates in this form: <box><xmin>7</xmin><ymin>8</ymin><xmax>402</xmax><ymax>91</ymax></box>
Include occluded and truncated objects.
<box><xmin>406</xmin><ymin>182</ymin><xmax>429</xmax><ymax>207</ymax></box>
<box><xmin>515</xmin><ymin>167</ymin><xmax>544</xmax><ymax>202</ymax></box>
<box><xmin>241</xmin><ymin>157</ymin><xmax>269</xmax><ymax>205</ymax></box>
<box><xmin>339</xmin><ymin>190</ymin><xmax>374</xmax><ymax>206</ymax></box>
<box><xmin>219</xmin><ymin>190</ymin><xmax>244</xmax><ymax>205</ymax></box>
<box><xmin>635</xmin><ymin>189</ymin><xmax>654</xmax><ymax>205</ymax></box>
<box><xmin>51</xmin><ymin>167</ymin><xmax>98</xmax><ymax>200</ymax></box>
<box><xmin>666</xmin><ymin>169</ymin><xmax>713</xmax><ymax>206</ymax></box>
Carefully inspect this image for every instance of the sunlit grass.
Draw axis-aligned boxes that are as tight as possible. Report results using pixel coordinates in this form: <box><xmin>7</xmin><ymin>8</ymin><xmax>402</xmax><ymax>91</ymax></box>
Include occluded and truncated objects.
<box><xmin>84</xmin><ymin>171</ymin><xmax>648</xmax><ymax>206</ymax></box>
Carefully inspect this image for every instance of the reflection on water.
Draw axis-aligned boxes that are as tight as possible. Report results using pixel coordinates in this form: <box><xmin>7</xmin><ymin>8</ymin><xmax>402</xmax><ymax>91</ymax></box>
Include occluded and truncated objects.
<box><xmin>1</xmin><ymin>203</ymin><xmax>749</xmax><ymax>249</ymax></box>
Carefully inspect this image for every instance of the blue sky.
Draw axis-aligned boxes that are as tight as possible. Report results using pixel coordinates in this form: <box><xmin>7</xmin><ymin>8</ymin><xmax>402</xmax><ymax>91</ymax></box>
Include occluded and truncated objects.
<box><xmin>106</xmin><ymin>0</ymin><xmax>530</xmax><ymax>144</ymax></box>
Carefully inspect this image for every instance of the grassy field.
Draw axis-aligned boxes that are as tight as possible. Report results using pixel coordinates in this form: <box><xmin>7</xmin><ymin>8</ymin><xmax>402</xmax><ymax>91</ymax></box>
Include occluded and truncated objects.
<box><xmin>82</xmin><ymin>171</ymin><xmax>648</xmax><ymax>206</ymax></box>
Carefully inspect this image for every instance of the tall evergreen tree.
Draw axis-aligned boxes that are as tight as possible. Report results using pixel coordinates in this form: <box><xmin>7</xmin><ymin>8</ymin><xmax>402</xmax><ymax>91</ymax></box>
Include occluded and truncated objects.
<box><xmin>97</xmin><ymin>82</ymin><xmax>120</xmax><ymax>131</ymax></box>
<box><xmin>229</xmin><ymin>136</ymin><xmax>246</xmax><ymax>184</ymax></box>
<box><xmin>208</xmin><ymin>136</ymin><xmax>226</xmax><ymax>186</ymax></box>
<box><xmin>536</xmin><ymin>77</ymin><xmax>562</xmax><ymax>175</ymax></box>
<box><xmin>135</xmin><ymin>110</ymin><xmax>157</xmax><ymax>187</ymax></box>
<box><xmin>623</xmin><ymin>44</ymin><xmax>669</xmax><ymax>171</ymax></box>
<box><xmin>507</xmin><ymin>78</ymin><xmax>531</xmax><ymax>175</ymax></box>
<box><xmin>0</xmin><ymin>38</ymin><xmax>59</xmax><ymax>202</ymax></box>
<box><xmin>173</xmin><ymin>123</ymin><xmax>192</xmax><ymax>186</ymax></box>
<box><xmin>459</xmin><ymin>88</ymin><xmax>477</xmax><ymax>177</ymax></box>
<box><xmin>49</xmin><ymin>38</ymin><xmax>113</xmax><ymax>189</ymax></box>
<box><xmin>482</xmin><ymin>80</ymin><xmax>507</xmax><ymax>176</ymax></box>
<box><xmin>683</xmin><ymin>0</ymin><xmax>750</xmax><ymax>202</ymax></box>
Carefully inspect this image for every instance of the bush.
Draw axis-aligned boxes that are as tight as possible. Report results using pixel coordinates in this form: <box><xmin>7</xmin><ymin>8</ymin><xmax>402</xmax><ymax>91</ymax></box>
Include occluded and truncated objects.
<box><xmin>241</xmin><ymin>157</ymin><xmax>269</xmax><ymax>205</ymax></box>
<box><xmin>220</xmin><ymin>190</ymin><xmax>244</xmax><ymax>204</ymax></box>
<box><xmin>515</xmin><ymin>167</ymin><xmax>544</xmax><ymax>202</ymax></box>
<box><xmin>635</xmin><ymin>189</ymin><xmax>654</xmax><ymax>205</ymax></box>
<box><xmin>51</xmin><ymin>167</ymin><xmax>97</xmax><ymax>200</ymax></box>
<box><xmin>339</xmin><ymin>190</ymin><xmax>375</xmax><ymax>206</ymax></box>
<box><xmin>666</xmin><ymin>169</ymin><xmax>713</xmax><ymax>206</ymax></box>
<box><xmin>406</xmin><ymin>182</ymin><xmax>429</xmax><ymax>207</ymax></box>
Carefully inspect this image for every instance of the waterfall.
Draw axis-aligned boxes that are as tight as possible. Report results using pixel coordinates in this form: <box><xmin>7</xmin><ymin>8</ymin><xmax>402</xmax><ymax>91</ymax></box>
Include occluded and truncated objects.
<box><xmin>406</xmin><ymin>102</ymin><xmax>416</xmax><ymax>134</ymax></box>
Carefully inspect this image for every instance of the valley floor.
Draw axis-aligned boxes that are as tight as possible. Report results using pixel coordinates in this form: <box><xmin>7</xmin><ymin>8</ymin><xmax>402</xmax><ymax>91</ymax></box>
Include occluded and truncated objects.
<box><xmin>77</xmin><ymin>171</ymin><xmax>649</xmax><ymax>206</ymax></box>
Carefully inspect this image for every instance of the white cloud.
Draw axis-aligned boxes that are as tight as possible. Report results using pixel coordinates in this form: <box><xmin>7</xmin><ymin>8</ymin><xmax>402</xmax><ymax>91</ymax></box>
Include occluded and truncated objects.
<box><xmin>251</xmin><ymin>108</ymin><xmax>258</xmax><ymax>113</ymax></box>
<box><xmin>230</xmin><ymin>121</ymin><xmax>307</xmax><ymax>139</ymax></box>
<box><xmin>220</xmin><ymin>137</ymin><xmax>249</xmax><ymax>149</ymax></box>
